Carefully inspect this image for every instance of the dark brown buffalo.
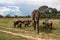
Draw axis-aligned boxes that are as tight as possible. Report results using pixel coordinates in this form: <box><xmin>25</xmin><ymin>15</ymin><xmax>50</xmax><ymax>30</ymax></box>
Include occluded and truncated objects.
<box><xmin>23</xmin><ymin>20</ymin><xmax>32</xmax><ymax>27</ymax></box>
<box><xmin>14</xmin><ymin>20</ymin><xmax>24</xmax><ymax>28</ymax></box>
<box><xmin>31</xmin><ymin>10</ymin><xmax>40</xmax><ymax>34</ymax></box>
<box><xmin>42</xmin><ymin>20</ymin><xmax>53</xmax><ymax>30</ymax></box>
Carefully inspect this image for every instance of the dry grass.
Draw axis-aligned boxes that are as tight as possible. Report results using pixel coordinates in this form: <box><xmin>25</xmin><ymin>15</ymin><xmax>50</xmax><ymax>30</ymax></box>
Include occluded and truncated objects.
<box><xmin>0</xmin><ymin>18</ymin><xmax>60</xmax><ymax>40</ymax></box>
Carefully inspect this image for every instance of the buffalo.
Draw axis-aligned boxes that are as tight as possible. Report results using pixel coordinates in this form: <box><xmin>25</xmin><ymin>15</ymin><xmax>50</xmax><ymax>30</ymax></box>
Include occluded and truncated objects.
<box><xmin>42</xmin><ymin>20</ymin><xmax>53</xmax><ymax>30</ymax></box>
<box><xmin>14</xmin><ymin>20</ymin><xmax>24</xmax><ymax>28</ymax></box>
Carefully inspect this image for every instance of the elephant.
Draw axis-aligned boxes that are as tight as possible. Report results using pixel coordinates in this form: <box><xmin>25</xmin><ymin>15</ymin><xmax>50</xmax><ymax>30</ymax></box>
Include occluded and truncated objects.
<box><xmin>31</xmin><ymin>9</ymin><xmax>40</xmax><ymax>34</ymax></box>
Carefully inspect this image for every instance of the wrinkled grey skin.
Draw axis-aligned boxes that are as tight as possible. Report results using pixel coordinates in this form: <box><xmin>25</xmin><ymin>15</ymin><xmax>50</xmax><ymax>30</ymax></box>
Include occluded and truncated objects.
<box><xmin>31</xmin><ymin>10</ymin><xmax>40</xmax><ymax>34</ymax></box>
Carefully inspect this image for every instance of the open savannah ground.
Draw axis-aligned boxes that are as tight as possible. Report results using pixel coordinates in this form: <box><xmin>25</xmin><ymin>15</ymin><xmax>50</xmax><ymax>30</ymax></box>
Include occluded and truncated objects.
<box><xmin>0</xmin><ymin>18</ymin><xmax>60</xmax><ymax>40</ymax></box>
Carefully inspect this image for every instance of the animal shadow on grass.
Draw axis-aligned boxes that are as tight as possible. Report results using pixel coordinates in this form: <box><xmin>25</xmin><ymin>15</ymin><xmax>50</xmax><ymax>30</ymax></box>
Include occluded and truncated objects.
<box><xmin>39</xmin><ymin>25</ymin><xmax>55</xmax><ymax>33</ymax></box>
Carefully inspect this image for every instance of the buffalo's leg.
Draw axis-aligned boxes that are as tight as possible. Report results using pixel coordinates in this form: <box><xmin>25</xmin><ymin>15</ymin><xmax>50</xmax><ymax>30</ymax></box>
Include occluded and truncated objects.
<box><xmin>14</xmin><ymin>22</ymin><xmax>16</xmax><ymax>28</ymax></box>
<box><xmin>49</xmin><ymin>25</ymin><xmax>52</xmax><ymax>31</ymax></box>
<box><xmin>18</xmin><ymin>23</ymin><xmax>22</xmax><ymax>28</ymax></box>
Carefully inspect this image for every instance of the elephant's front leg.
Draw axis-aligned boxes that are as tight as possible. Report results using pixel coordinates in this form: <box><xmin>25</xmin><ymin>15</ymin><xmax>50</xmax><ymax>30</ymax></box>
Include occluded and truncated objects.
<box><xmin>36</xmin><ymin>21</ymin><xmax>39</xmax><ymax>34</ymax></box>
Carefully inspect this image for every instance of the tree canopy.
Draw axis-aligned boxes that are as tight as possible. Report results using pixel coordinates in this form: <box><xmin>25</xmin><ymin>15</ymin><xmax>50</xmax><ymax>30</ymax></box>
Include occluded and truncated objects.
<box><xmin>38</xmin><ymin>5</ymin><xmax>60</xmax><ymax>18</ymax></box>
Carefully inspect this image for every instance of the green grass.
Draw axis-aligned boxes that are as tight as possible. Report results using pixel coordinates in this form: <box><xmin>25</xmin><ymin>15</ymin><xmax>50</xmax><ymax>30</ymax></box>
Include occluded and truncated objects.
<box><xmin>0</xmin><ymin>32</ymin><xmax>33</xmax><ymax>40</ymax></box>
<box><xmin>0</xmin><ymin>18</ymin><xmax>60</xmax><ymax>40</ymax></box>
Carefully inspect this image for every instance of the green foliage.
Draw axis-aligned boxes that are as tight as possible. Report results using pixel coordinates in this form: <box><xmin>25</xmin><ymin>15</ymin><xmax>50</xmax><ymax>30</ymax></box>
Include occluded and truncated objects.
<box><xmin>0</xmin><ymin>15</ymin><xmax>3</xmax><ymax>18</ymax></box>
<box><xmin>5</xmin><ymin>14</ymin><xmax>11</xmax><ymax>18</ymax></box>
<box><xmin>38</xmin><ymin>5</ymin><xmax>60</xmax><ymax>18</ymax></box>
<box><xmin>39</xmin><ymin>5</ymin><xmax>48</xmax><ymax>10</ymax></box>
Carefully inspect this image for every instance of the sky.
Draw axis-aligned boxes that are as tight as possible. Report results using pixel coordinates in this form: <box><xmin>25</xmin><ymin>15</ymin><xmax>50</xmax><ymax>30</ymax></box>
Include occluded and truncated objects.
<box><xmin>0</xmin><ymin>0</ymin><xmax>60</xmax><ymax>16</ymax></box>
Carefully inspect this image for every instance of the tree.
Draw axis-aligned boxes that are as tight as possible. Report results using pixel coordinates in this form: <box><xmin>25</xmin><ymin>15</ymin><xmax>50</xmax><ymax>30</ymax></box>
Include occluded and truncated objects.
<box><xmin>39</xmin><ymin>5</ymin><xmax>48</xmax><ymax>18</ymax></box>
<box><xmin>38</xmin><ymin>5</ymin><xmax>58</xmax><ymax>18</ymax></box>
<box><xmin>0</xmin><ymin>15</ymin><xmax>3</xmax><ymax>18</ymax></box>
<box><xmin>14</xmin><ymin>15</ymin><xmax>18</xmax><ymax>18</ymax></box>
<box><xmin>5</xmin><ymin>14</ymin><xmax>10</xmax><ymax>18</ymax></box>
<box><xmin>39</xmin><ymin>5</ymin><xmax>48</xmax><ymax>10</ymax></box>
<box><xmin>52</xmin><ymin>8</ymin><xmax>57</xmax><ymax>14</ymax></box>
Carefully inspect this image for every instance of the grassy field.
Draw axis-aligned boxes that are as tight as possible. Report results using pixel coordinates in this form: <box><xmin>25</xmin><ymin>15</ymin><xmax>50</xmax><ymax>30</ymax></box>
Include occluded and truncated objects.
<box><xmin>0</xmin><ymin>31</ymin><xmax>33</xmax><ymax>40</ymax></box>
<box><xmin>0</xmin><ymin>18</ymin><xmax>60</xmax><ymax>40</ymax></box>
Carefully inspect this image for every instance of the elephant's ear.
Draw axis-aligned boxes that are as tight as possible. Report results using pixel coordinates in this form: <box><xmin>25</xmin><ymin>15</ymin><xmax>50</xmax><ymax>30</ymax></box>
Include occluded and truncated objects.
<box><xmin>31</xmin><ymin>10</ymin><xmax>35</xmax><ymax>20</ymax></box>
<box><xmin>38</xmin><ymin>10</ymin><xmax>41</xmax><ymax>18</ymax></box>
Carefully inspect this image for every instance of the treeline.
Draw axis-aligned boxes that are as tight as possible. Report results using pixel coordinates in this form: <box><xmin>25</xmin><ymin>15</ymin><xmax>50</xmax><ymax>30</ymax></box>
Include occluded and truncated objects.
<box><xmin>0</xmin><ymin>5</ymin><xmax>60</xmax><ymax>18</ymax></box>
<box><xmin>38</xmin><ymin>5</ymin><xmax>60</xmax><ymax>19</ymax></box>
<box><xmin>0</xmin><ymin>15</ymin><xmax>31</xmax><ymax>18</ymax></box>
